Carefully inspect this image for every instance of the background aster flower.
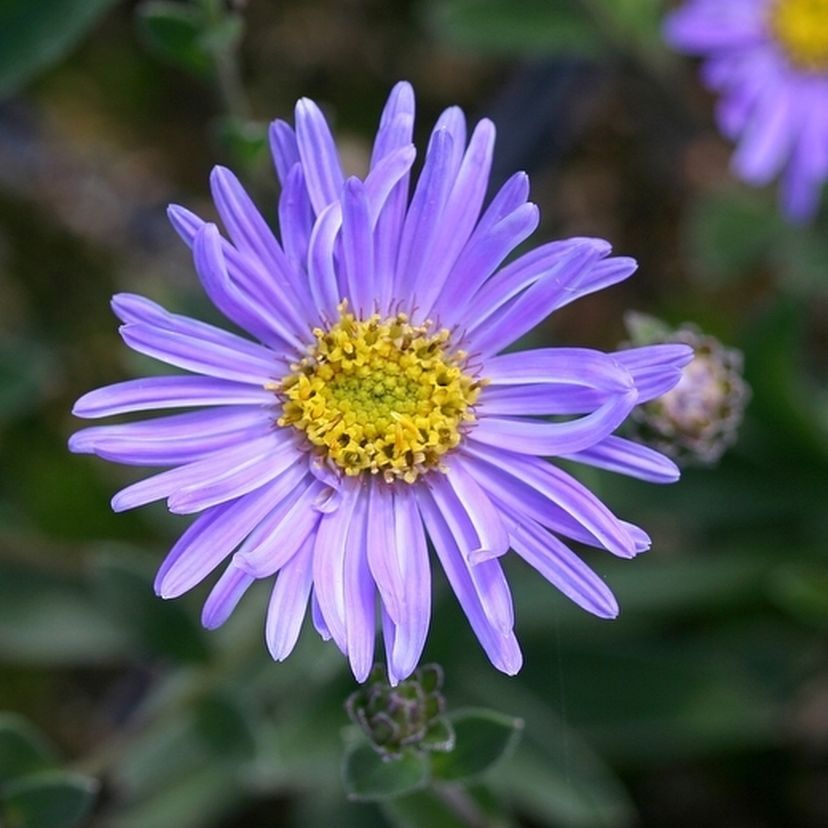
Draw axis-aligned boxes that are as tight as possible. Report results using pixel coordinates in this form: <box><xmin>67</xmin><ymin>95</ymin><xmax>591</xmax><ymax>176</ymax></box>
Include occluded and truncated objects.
<box><xmin>70</xmin><ymin>81</ymin><xmax>692</xmax><ymax>684</ymax></box>
<box><xmin>665</xmin><ymin>0</ymin><xmax>828</xmax><ymax>222</ymax></box>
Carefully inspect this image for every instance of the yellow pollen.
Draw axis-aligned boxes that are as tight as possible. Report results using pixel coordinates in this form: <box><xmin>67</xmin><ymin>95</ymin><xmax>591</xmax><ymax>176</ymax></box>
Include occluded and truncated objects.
<box><xmin>769</xmin><ymin>0</ymin><xmax>828</xmax><ymax>70</ymax></box>
<box><xmin>273</xmin><ymin>303</ymin><xmax>483</xmax><ymax>483</ymax></box>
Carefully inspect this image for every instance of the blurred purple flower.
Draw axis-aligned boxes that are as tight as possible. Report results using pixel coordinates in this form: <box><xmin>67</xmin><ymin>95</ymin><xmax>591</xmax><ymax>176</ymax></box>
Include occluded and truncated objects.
<box><xmin>70</xmin><ymin>82</ymin><xmax>691</xmax><ymax>683</ymax></box>
<box><xmin>665</xmin><ymin>0</ymin><xmax>828</xmax><ymax>222</ymax></box>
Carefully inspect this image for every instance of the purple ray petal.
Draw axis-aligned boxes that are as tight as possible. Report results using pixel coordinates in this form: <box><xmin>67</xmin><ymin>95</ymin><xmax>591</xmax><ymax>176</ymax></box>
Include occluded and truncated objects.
<box><xmin>394</xmin><ymin>129</ymin><xmax>454</xmax><ymax>301</ymax></box>
<box><xmin>417</xmin><ymin>487</ymin><xmax>522</xmax><ymax>675</ymax></box>
<box><xmin>307</xmin><ymin>201</ymin><xmax>343</xmax><ymax>320</ymax></box>
<box><xmin>387</xmin><ymin>485</ymin><xmax>430</xmax><ymax>681</ymax></box>
<box><xmin>510</xmin><ymin>518</ymin><xmax>619</xmax><ymax>618</ymax></box>
<box><xmin>472</xmin><ymin>389</ymin><xmax>637</xmax><ymax>457</ymax></box>
<box><xmin>441</xmin><ymin>461</ymin><xmax>509</xmax><ymax>563</ymax></box>
<box><xmin>312</xmin><ymin>479</ymin><xmax>362</xmax><ymax>652</ymax></box>
<box><xmin>155</xmin><ymin>477</ymin><xmax>293</xmax><ymax>599</ymax></box>
<box><xmin>268</xmin><ymin>119</ymin><xmax>300</xmax><ymax>185</ymax></box>
<box><xmin>295</xmin><ymin>97</ymin><xmax>345</xmax><ymax>214</ymax></box>
<box><xmin>72</xmin><ymin>376</ymin><xmax>273</xmax><ymax>419</ymax></box>
<box><xmin>562</xmin><ymin>436</ymin><xmax>681</xmax><ymax>483</ymax></box>
<box><xmin>435</xmin><ymin>202</ymin><xmax>539</xmax><ymax>326</ymax></box>
<box><xmin>193</xmin><ymin>224</ymin><xmax>304</xmax><ymax>351</ymax></box>
<box><xmin>279</xmin><ymin>163</ymin><xmax>314</xmax><ymax>275</ymax></box>
<box><xmin>71</xmin><ymin>408</ymin><xmax>274</xmax><ymax>466</ymax></box>
<box><xmin>201</xmin><ymin>559</ymin><xmax>256</xmax><ymax>629</ymax></box>
<box><xmin>112</xmin><ymin>293</ymin><xmax>282</xmax><ymax>366</ymax></box>
<box><xmin>340</xmin><ymin>177</ymin><xmax>375</xmax><ymax>314</ymax></box>
<box><xmin>465</xmin><ymin>442</ymin><xmax>638</xmax><ymax>558</ymax></box>
<box><xmin>462</xmin><ymin>450</ymin><xmax>648</xmax><ymax>555</ymax></box>
<box><xmin>366</xmin><ymin>480</ymin><xmax>404</xmax><ymax>625</ymax></box>
<box><xmin>111</xmin><ymin>431</ymin><xmax>292</xmax><ymax>513</ymax></box>
<box><xmin>266</xmin><ymin>533</ymin><xmax>315</xmax><ymax>660</ymax></box>
<box><xmin>424</xmin><ymin>477</ymin><xmax>514</xmax><ymax>634</ymax></box>
<box><xmin>234</xmin><ymin>471</ymin><xmax>324</xmax><ymax>577</ymax></box>
<box><xmin>343</xmin><ymin>487</ymin><xmax>376</xmax><ymax>682</ymax></box>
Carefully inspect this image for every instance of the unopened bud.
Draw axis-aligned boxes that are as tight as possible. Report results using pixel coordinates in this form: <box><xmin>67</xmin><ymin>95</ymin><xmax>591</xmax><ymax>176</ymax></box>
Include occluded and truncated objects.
<box><xmin>625</xmin><ymin>312</ymin><xmax>750</xmax><ymax>465</ymax></box>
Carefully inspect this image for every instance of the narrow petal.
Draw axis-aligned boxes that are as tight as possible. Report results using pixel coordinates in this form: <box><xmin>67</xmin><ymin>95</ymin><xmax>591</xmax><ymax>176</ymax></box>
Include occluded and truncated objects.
<box><xmin>387</xmin><ymin>486</ymin><xmax>430</xmax><ymax>681</ymax></box>
<box><xmin>168</xmin><ymin>439</ymin><xmax>303</xmax><ymax>514</ymax></box>
<box><xmin>111</xmin><ymin>431</ymin><xmax>291</xmax><ymax>513</ymax></box>
<box><xmin>209</xmin><ymin>166</ymin><xmax>308</xmax><ymax>329</ymax></box>
<box><xmin>417</xmin><ymin>487</ymin><xmax>522</xmax><ymax>675</ymax></box>
<box><xmin>112</xmin><ymin>292</ymin><xmax>281</xmax><ymax>366</ymax></box>
<box><xmin>193</xmin><ymin>224</ymin><xmax>304</xmax><ymax>350</ymax></box>
<box><xmin>71</xmin><ymin>376</ymin><xmax>272</xmax><ymax>419</ymax></box>
<box><xmin>169</xmin><ymin>208</ymin><xmax>313</xmax><ymax>337</ymax></box>
<box><xmin>343</xmin><ymin>489</ymin><xmax>376</xmax><ymax>682</ymax></box>
<box><xmin>441</xmin><ymin>460</ymin><xmax>510</xmax><ymax>563</ymax></box>
<box><xmin>472</xmin><ymin>389</ymin><xmax>638</xmax><ymax>457</ymax></box>
<box><xmin>418</xmin><ymin>119</ymin><xmax>499</xmax><ymax>316</ymax></box>
<box><xmin>70</xmin><ymin>407</ymin><xmax>273</xmax><ymax>466</ymax></box>
<box><xmin>234</xmin><ymin>473</ymin><xmax>325</xmax><ymax>577</ymax></box>
<box><xmin>510</xmin><ymin>519</ymin><xmax>619</xmax><ymax>618</ymax></box>
<box><xmin>279</xmin><ymin>163</ymin><xmax>314</xmax><ymax>274</ymax></box>
<box><xmin>562</xmin><ymin>436</ymin><xmax>681</xmax><ymax>484</ymax></box>
<box><xmin>295</xmin><ymin>97</ymin><xmax>345</xmax><ymax>214</ymax></box>
<box><xmin>312</xmin><ymin>479</ymin><xmax>362</xmax><ymax>652</ymax></box>
<box><xmin>465</xmin><ymin>442</ymin><xmax>638</xmax><ymax>558</ymax></box>
<box><xmin>434</xmin><ymin>202</ymin><xmax>539</xmax><ymax>326</ymax></box>
<box><xmin>340</xmin><ymin>177</ymin><xmax>375</xmax><ymax>314</ymax></box>
<box><xmin>484</xmin><ymin>348</ymin><xmax>634</xmax><ymax>391</ymax></box>
<box><xmin>155</xmin><ymin>478</ymin><xmax>291</xmax><ymax>599</ymax></box>
<box><xmin>266</xmin><ymin>533</ymin><xmax>315</xmax><ymax>660</ymax></box>
<box><xmin>371</xmin><ymin>81</ymin><xmax>415</xmax><ymax>168</ymax></box>
<box><xmin>612</xmin><ymin>344</ymin><xmax>694</xmax><ymax>403</ymax></box>
<box><xmin>467</xmin><ymin>241</ymin><xmax>611</xmax><ymax>355</ymax></box>
<box><xmin>424</xmin><ymin>478</ymin><xmax>514</xmax><ymax>634</ymax></box>
<box><xmin>366</xmin><ymin>480</ymin><xmax>404</xmax><ymax>624</ymax></box>
<box><xmin>201</xmin><ymin>559</ymin><xmax>256</xmax><ymax>629</ymax></box>
<box><xmin>394</xmin><ymin>129</ymin><xmax>455</xmax><ymax>300</ymax></box>
<box><xmin>307</xmin><ymin>201</ymin><xmax>343</xmax><ymax>320</ymax></box>
<box><xmin>119</xmin><ymin>323</ymin><xmax>280</xmax><ymax>385</ymax></box>
<box><xmin>364</xmin><ymin>143</ymin><xmax>417</xmax><ymax>226</ymax></box>
<box><xmin>268</xmin><ymin>119</ymin><xmax>300</xmax><ymax>185</ymax></box>
<box><xmin>732</xmin><ymin>83</ymin><xmax>795</xmax><ymax>185</ymax></box>
<box><xmin>464</xmin><ymin>450</ymin><xmax>646</xmax><ymax>553</ymax></box>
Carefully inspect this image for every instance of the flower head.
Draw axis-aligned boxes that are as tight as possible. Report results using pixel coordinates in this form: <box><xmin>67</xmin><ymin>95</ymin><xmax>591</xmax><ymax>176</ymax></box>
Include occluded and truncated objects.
<box><xmin>665</xmin><ymin>0</ymin><xmax>828</xmax><ymax>222</ymax></box>
<box><xmin>70</xmin><ymin>82</ymin><xmax>692</xmax><ymax>683</ymax></box>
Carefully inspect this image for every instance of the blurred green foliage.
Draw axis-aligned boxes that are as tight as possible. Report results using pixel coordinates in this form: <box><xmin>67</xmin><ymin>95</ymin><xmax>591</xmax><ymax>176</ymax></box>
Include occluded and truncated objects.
<box><xmin>0</xmin><ymin>0</ymin><xmax>827</xmax><ymax>826</ymax></box>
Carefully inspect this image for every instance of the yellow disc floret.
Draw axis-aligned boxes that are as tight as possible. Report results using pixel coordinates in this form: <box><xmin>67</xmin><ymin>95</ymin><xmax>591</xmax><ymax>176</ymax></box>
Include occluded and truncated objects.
<box><xmin>770</xmin><ymin>0</ymin><xmax>828</xmax><ymax>70</ymax></box>
<box><xmin>272</xmin><ymin>303</ymin><xmax>483</xmax><ymax>483</ymax></box>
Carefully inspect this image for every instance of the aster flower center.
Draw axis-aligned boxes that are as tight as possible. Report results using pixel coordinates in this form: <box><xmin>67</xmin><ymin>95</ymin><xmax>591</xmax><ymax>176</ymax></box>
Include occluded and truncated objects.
<box><xmin>770</xmin><ymin>0</ymin><xmax>828</xmax><ymax>70</ymax></box>
<box><xmin>274</xmin><ymin>303</ymin><xmax>482</xmax><ymax>483</ymax></box>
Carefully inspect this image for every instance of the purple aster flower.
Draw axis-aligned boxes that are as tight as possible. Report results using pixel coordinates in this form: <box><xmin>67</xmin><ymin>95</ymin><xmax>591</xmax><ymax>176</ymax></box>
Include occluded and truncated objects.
<box><xmin>70</xmin><ymin>82</ymin><xmax>692</xmax><ymax>683</ymax></box>
<box><xmin>665</xmin><ymin>0</ymin><xmax>828</xmax><ymax>222</ymax></box>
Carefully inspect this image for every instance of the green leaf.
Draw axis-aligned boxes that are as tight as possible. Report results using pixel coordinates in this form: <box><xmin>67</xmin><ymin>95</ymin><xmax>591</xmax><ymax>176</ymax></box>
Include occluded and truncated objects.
<box><xmin>342</xmin><ymin>744</ymin><xmax>429</xmax><ymax>802</ymax></box>
<box><xmin>0</xmin><ymin>714</ymin><xmax>58</xmax><ymax>784</ymax></box>
<box><xmin>135</xmin><ymin>1</ymin><xmax>211</xmax><ymax>76</ymax></box>
<box><xmin>1</xmin><ymin>770</ymin><xmax>98</xmax><ymax>828</ymax></box>
<box><xmin>430</xmin><ymin>708</ymin><xmax>523</xmax><ymax>783</ymax></box>
<box><xmin>0</xmin><ymin>0</ymin><xmax>121</xmax><ymax>99</ymax></box>
<box><xmin>427</xmin><ymin>0</ymin><xmax>599</xmax><ymax>58</ymax></box>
